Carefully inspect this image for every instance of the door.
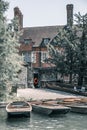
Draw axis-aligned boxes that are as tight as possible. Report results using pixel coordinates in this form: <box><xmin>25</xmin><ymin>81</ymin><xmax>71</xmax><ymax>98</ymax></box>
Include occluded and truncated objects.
<box><xmin>33</xmin><ymin>73</ymin><xmax>39</xmax><ymax>88</ymax></box>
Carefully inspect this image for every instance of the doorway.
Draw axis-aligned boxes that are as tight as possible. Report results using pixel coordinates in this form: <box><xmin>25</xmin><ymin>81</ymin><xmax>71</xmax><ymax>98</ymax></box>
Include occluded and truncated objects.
<box><xmin>33</xmin><ymin>73</ymin><xmax>39</xmax><ymax>88</ymax></box>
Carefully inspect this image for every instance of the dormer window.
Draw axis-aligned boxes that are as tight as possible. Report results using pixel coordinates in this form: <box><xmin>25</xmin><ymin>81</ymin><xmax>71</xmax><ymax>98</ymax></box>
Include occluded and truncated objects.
<box><xmin>24</xmin><ymin>38</ymin><xmax>32</xmax><ymax>44</ymax></box>
<box><xmin>43</xmin><ymin>38</ymin><xmax>50</xmax><ymax>44</ymax></box>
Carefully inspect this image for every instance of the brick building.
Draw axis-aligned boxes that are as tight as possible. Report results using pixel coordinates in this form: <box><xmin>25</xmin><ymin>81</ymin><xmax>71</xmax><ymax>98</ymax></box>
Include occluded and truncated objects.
<box><xmin>14</xmin><ymin>4</ymin><xmax>74</xmax><ymax>88</ymax></box>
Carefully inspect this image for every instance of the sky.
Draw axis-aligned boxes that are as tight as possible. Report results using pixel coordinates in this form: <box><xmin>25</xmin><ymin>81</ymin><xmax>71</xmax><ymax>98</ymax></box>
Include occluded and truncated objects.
<box><xmin>6</xmin><ymin>0</ymin><xmax>87</xmax><ymax>27</ymax></box>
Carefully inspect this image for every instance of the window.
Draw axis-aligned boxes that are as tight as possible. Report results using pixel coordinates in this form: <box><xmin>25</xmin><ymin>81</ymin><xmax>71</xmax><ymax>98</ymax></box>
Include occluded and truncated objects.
<box><xmin>41</xmin><ymin>51</ymin><xmax>48</xmax><ymax>63</ymax></box>
<box><xmin>43</xmin><ymin>38</ymin><xmax>50</xmax><ymax>44</ymax></box>
<box><xmin>22</xmin><ymin>52</ymin><xmax>31</xmax><ymax>63</ymax></box>
<box><xmin>31</xmin><ymin>51</ymin><xmax>36</xmax><ymax>63</ymax></box>
<box><xmin>24</xmin><ymin>39</ymin><xmax>32</xmax><ymax>44</ymax></box>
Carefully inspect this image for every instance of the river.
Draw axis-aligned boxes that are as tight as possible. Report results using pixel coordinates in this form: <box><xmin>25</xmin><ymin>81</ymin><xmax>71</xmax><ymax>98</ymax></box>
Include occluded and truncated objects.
<box><xmin>0</xmin><ymin>108</ymin><xmax>87</xmax><ymax>130</ymax></box>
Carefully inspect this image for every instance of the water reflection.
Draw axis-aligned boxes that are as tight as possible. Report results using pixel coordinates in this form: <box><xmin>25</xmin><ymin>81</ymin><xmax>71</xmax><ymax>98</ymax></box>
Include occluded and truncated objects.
<box><xmin>6</xmin><ymin>117</ymin><xmax>30</xmax><ymax>129</ymax></box>
<box><xmin>0</xmin><ymin>108</ymin><xmax>87</xmax><ymax>130</ymax></box>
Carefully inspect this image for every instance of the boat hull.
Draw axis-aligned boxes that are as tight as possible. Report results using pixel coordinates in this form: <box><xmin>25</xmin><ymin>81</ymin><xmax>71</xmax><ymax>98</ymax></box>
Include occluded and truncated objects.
<box><xmin>7</xmin><ymin>111</ymin><xmax>30</xmax><ymax>117</ymax></box>
<box><xmin>69</xmin><ymin>105</ymin><xmax>87</xmax><ymax>114</ymax></box>
<box><xmin>32</xmin><ymin>104</ymin><xmax>70</xmax><ymax>116</ymax></box>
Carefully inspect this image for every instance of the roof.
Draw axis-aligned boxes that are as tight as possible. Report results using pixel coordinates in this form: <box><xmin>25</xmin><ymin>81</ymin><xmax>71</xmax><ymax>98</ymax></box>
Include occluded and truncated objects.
<box><xmin>20</xmin><ymin>25</ymin><xmax>64</xmax><ymax>47</ymax></box>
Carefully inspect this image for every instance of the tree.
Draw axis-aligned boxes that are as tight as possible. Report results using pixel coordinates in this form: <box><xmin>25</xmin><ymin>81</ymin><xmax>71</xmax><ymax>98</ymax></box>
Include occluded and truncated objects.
<box><xmin>46</xmin><ymin>25</ymin><xmax>78</xmax><ymax>84</ymax></box>
<box><xmin>75</xmin><ymin>13</ymin><xmax>87</xmax><ymax>86</ymax></box>
<box><xmin>60</xmin><ymin>25</ymin><xmax>79</xmax><ymax>84</ymax></box>
<box><xmin>46</xmin><ymin>42</ymin><xmax>66</xmax><ymax>77</ymax></box>
<box><xmin>0</xmin><ymin>0</ymin><xmax>22</xmax><ymax>100</ymax></box>
<box><xmin>46</xmin><ymin>12</ymin><xmax>87</xmax><ymax>87</ymax></box>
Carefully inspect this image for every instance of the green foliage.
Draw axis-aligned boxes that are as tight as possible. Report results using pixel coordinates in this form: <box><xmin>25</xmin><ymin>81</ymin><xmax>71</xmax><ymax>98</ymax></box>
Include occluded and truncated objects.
<box><xmin>0</xmin><ymin>0</ymin><xmax>22</xmax><ymax>99</ymax></box>
<box><xmin>0</xmin><ymin>0</ymin><xmax>9</xmax><ymax>19</ymax></box>
<box><xmin>46</xmin><ymin>12</ymin><xmax>87</xmax><ymax>86</ymax></box>
<box><xmin>75</xmin><ymin>13</ymin><xmax>87</xmax><ymax>86</ymax></box>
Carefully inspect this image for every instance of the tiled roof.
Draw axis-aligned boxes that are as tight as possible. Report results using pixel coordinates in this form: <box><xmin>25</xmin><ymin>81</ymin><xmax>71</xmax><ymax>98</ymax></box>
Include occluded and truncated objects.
<box><xmin>20</xmin><ymin>25</ymin><xmax>64</xmax><ymax>47</ymax></box>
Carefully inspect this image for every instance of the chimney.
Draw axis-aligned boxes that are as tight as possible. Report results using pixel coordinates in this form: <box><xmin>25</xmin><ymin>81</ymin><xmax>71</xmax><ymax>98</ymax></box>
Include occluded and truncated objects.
<box><xmin>66</xmin><ymin>4</ymin><xmax>73</xmax><ymax>26</ymax></box>
<box><xmin>14</xmin><ymin>7</ymin><xmax>23</xmax><ymax>29</ymax></box>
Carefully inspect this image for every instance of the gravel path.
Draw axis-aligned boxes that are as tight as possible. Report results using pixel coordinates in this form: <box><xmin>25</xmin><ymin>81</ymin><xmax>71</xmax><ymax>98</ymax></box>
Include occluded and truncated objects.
<box><xmin>17</xmin><ymin>88</ymin><xmax>76</xmax><ymax>100</ymax></box>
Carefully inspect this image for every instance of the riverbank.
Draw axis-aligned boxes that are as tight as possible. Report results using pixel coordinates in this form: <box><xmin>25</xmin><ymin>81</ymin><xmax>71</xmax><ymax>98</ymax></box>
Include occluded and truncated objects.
<box><xmin>0</xmin><ymin>88</ymin><xmax>86</xmax><ymax>108</ymax></box>
<box><xmin>0</xmin><ymin>88</ymin><xmax>74</xmax><ymax>108</ymax></box>
<box><xmin>17</xmin><ymin>88</ymin><xmax>77</xmax><ymax>100</ymax></box>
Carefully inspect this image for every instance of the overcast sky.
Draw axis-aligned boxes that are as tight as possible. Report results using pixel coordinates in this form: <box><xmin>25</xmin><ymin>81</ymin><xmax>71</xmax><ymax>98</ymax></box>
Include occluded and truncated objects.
<box><xmin>6</xmin><ymin>0</ymin><xmax>87</xmax><ymax>27</ymax></box>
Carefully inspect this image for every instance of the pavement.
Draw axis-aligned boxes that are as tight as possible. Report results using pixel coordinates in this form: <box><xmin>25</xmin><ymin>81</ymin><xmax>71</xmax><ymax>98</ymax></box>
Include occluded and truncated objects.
<box><xmin>17</xmin><ymin>88</ymin><xmax>76</xmax><ymax>100</ymax></box>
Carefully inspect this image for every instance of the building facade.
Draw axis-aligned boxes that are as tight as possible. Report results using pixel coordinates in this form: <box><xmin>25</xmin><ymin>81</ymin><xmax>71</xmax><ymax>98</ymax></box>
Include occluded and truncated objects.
<box><xmin>14</xmin><ymin>4</ymin><xmax>74</xmax><ymax>88</ymax></box>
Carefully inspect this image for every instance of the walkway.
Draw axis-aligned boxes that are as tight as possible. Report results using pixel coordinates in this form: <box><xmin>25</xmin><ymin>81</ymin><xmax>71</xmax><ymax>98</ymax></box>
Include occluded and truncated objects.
<box><xmin>17</xmin><ymin>88</ymin><xmax>76</xmax><ymax>100</ymax></box>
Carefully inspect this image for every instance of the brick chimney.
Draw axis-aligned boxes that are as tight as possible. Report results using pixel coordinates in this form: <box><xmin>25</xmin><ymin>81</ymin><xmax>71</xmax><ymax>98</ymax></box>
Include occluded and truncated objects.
<box><xmin>66</xmin><ymin>4</ymin><xmax>73</xmax><ymax>26</ymax></box>
<box><xmin>14</xmin><ymin>7</ymin><xmax>23</xmax><ymax>29</ymax></box>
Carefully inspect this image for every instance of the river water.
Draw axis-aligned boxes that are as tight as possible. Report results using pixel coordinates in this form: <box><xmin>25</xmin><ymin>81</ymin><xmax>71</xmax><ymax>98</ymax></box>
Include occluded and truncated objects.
<box><xmin>0</xmin><ymin>108</ymin><xmax>87</xmax><ymax>130</ymax></box>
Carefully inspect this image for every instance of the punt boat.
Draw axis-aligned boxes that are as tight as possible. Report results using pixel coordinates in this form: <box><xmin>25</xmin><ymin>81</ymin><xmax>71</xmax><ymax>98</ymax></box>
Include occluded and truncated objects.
<box><xmin>6</xmin><ymin>101</ymin><xmax>32</xmax><ymax>117</ymax></box>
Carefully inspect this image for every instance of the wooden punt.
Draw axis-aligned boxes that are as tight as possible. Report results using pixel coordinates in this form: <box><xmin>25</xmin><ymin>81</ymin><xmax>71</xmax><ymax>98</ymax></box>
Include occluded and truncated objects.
<box><xmin>32</xmin><ymin>103</ymin><xmax>71</xmax><ymax>116</ymax></box>
<box><xmin>67</xmin><ymin>104</ymin><xmax>87</xmax><ymax>114</ymax></box>
<box><xmin>6</xmin><ymin>101</ymin><xmax>32</xmax><ymax>117</ymax></box>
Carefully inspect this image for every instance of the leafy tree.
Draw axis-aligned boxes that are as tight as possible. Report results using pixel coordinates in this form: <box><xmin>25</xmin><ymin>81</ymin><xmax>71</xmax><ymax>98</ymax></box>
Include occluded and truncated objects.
<box><xmin>46</xmin><ymin>41</ymin><xmax>66</xmax><ymax>78</ymax></box>
<box><xmin>0</xmin><ymin>0</ymin><xmax>22</xmax><ymax>100</ymax></box>
<box><xmin>60</xmin><ymin>25</ymin><xmax>79</xmax><ymax>84</ymax></box>
<box><xmin>46</xmin><ymin>25</ymin><xmax>78</xmax><ymax>84</ymax></box>
<box><xmin>46</xmin><ymin>13</ymin><xmax>87</xmax><ymax>87</ymax></box>
<box><xmin>75</xmin><ymin>13</ymin><xmax>87</xmax><ymax>86</ymax></box>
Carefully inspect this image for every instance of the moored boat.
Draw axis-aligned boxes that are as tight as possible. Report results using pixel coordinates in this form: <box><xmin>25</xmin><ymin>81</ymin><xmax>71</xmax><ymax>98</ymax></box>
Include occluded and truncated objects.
<box><xmin>32</xmin><ymin>103</ymin><xmax>70</xmax><ymax>116</ymax></box>
<box><xmin>6</xmin><ymin>101</ymin><xmax>32</xmax><ymax>117</ymax></box>
<box><xmin>67</xmin><ymin>104</ymin><xmax>87</xmax><ymax>114</ymax></box>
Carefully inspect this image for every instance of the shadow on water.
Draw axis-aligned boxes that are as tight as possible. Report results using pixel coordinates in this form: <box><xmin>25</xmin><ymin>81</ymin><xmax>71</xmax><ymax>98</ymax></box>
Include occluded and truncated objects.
<box><xmin>6</xmin><ymin>115</ymin><xmax>31</xmax><ymax>130</ymax></box>
<box><xmin>32</xmin><ymin>110</ymin><xmax>68</xmax><ymax>118</ymax></box>
<box><xmin>6</xmin><ymin>116</ymin><xmax>30</xmax><ymax>122</ymax></box>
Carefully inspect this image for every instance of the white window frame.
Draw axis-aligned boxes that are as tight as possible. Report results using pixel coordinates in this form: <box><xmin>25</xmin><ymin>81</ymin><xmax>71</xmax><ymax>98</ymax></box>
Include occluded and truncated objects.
<box><xmin>31</xmin><ymin>51</ymin><xmax>36</xmax><ymax>63</ymax></box>
<box><xmin>22</xmin><ymin>52</ymin><xmax>31</xmax><ymax>63</ymax></box>
<box><xmin>41</xmin><ymin>51</ymin><xmax>48</xmax><ymax>63</ymax></box>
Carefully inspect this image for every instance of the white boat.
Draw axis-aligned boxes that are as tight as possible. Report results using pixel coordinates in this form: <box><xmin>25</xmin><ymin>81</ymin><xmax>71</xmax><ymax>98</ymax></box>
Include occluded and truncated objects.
<box><xmin>6</xmin><ymin>101</ymin><xmax>32</xmax><ymax>117</ymax></box>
